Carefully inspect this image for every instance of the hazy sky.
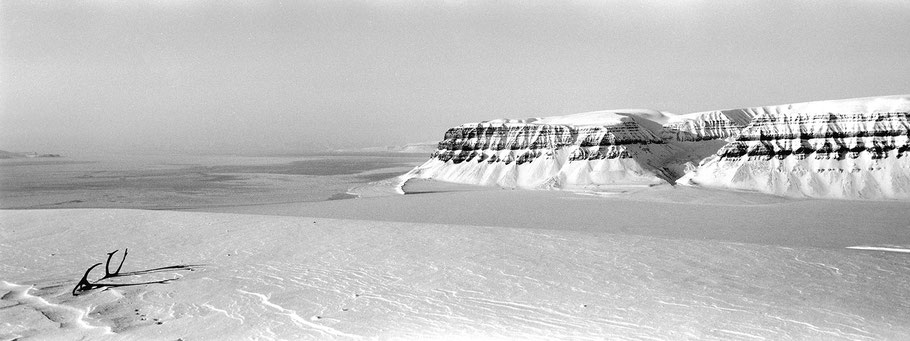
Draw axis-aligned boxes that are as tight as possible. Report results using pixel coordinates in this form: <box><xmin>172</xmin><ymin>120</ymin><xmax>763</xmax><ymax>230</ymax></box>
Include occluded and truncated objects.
<box><xmin>2</xmin><ymin>0</ymin><xmax>909</xmax><ymax>154</ymax></box>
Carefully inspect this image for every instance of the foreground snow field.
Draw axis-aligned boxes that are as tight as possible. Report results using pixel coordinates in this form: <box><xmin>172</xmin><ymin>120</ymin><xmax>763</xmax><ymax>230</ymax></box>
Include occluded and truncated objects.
<box><xmin>2</xmin><ymin>206</ymin><xmax>909</xmax><ymax>340</ymax></box>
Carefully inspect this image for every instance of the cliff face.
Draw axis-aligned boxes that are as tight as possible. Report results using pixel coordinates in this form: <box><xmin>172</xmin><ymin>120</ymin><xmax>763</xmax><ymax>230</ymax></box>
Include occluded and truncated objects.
<box><xmin>404</xmin><ymin>95</ymin><xmax>910</xmax><ymax>199</ymax></box>
<box><xmin>679</xmin><ymin>95</ymin><xmax>910</xmax><ymax>199</ymax></box>
<box><xmin>431</xmin><ymin>121</ymin><xmax>664</xmax><ymax>164</ymax></box>
<box><xmin>405</xmin><ymin>110</ymin><xmax>681</xmax><ymax>189</ymax></box>
<box><xmin>716</xmin><ymin>112</ymin><xmax>910</xmax><ymax>161</ymax></box>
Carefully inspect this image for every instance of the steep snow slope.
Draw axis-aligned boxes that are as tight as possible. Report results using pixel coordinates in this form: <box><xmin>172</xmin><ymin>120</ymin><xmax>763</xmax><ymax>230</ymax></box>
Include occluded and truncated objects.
<box><xmin>404</xmin><ymin>110</ymin><xmax>683</xmax><ymax>189</ymax></box>
<box><xmin>659</xmin><ymin>108</ymin><xmax>766</xmax><ymax>171</ymax></box>
<box><xmin>680</xmin><ymin>95</ymin><xmax>910</xmax><ymax>199</ymax></box>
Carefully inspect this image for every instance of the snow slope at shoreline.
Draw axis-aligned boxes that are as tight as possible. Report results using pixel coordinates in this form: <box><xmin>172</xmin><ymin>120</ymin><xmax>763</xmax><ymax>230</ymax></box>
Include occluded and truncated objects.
<box><xmin>2</xmin><ymin>208</ymin><xmax>910</xmax><ymax>340</ymax></box>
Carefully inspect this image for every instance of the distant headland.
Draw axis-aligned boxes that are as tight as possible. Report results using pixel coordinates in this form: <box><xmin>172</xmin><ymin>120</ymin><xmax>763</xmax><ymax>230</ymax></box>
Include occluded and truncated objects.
<box><xmin>0</xmin><ymin>150</ymin><xmax>63</xmax><ymax>159</ymax></box>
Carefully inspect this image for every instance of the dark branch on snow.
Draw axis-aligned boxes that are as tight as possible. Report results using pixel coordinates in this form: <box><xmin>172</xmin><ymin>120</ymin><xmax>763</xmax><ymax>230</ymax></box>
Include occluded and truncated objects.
<box><xmin>72</xmin><ymin>249</ymin><xmax>199</xmax><ymax>296</ymax></box>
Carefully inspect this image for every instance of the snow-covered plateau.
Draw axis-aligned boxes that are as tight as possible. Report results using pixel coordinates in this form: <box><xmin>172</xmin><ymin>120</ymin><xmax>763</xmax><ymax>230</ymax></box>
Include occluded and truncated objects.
<box><xmin>404</xmin><ymin>95</ymin><xmax>910</xmax><ymax>199</ymax></box>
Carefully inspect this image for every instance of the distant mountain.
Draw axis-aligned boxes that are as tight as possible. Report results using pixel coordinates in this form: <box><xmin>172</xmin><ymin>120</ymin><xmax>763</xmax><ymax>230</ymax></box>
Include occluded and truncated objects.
<box><xmin>339</xmin><ymin>142</ymin><xmax>439</xmax><ymax>154</ymax></box>
<box><xmin>0</xmin><ymin>150</ymin><xmax>21</xmax><ymax>159</ymax></box>
<box><xmin>0</xmin><ymin>150</ymin><xmax>63</xmax><ymax>159</ymax></box>
<box><xmin>402</xmin><ymin>95</ymin><xmax>910</xmax><ymax>200</ymax></box>
<box><xmin>403</xmin><ymin>109</ymin><xmax>682</xmax><ymax>189</ymax></box>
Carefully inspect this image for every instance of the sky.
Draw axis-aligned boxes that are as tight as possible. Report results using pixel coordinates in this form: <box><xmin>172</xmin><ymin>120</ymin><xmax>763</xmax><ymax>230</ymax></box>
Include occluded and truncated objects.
<box><xmin>2</xmin><ymin>0</ymin><xmax>909</xmax><ymax>154</ymax></box>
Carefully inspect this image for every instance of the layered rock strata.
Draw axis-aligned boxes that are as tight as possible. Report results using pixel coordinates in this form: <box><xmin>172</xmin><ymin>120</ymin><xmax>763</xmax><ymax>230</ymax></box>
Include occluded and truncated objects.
<box><xmin>403</xmin><ymin>95</ymin><xmax>910</xmax><ymax>199</ymax></box>
<box><xmin>679</xmin><ymin>95</ymin><xmax>910</xmax><ymax>199</ymax></box>
<box><xmin>661</xmin><ymin>108</ymin><xmax>760</xmax><ymax>141</ymax></box>
<box><xmin>404</xmin><ymin>110</ymin><xmax>681</xmax><ymax>189</ymax></box>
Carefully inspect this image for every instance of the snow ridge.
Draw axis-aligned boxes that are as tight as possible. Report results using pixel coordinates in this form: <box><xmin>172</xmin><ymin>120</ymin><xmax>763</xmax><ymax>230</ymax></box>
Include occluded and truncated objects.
<box><xmin>661</xmin><ymin>108</ymin><xmax>763</xmax><ymax>141</ymax></box>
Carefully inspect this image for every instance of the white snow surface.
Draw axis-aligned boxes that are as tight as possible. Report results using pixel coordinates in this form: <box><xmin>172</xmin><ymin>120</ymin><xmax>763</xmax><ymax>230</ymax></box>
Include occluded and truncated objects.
<box><xmin>2</xmin><ymin>208</ymin><xmax>910</xmax><ymax>340</ymax></box>
<box><xmin>483</xmin><ymin>109</ymin><xmax>674</xmax><ymax>128</ymax></box>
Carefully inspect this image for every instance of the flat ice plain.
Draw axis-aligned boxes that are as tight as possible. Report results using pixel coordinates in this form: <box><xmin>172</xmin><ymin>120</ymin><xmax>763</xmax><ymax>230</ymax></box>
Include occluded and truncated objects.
<box><xmin>2</xmin><ymin>154</ymin><xmax>910</xmax><ymax>340</ymax></box>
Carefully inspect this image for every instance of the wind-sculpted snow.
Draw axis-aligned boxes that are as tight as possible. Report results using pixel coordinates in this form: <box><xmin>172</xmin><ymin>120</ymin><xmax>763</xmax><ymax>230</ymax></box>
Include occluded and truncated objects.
<box><xmin>681</xmin><ymin>95</ymin><xmax>910</xmax><ymax>199</ymax></box>
<box><xmin>4</xmin><ymin>209</ymin><xmax>910</xmax><ymax>340</ymax></box>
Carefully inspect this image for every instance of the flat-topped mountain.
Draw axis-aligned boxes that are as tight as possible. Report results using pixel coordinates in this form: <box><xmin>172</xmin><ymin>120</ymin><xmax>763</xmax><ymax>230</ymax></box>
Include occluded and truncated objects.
<box><xmin>405</xmin><ymin>109</ymin><xmax>684</xmax><ymax>189</ymax></box>
<box><xmin>404</xmin><ymin>95</ymin><xmax>910</xmax><ymax>199</ymax></box>
<box><xmin>680</xmin><ymin>95</ymin><xmax>910</xmax><ymax>199</ymax></box>
<box><xmin>0</xmin><ymin>150</ymin><xmax>62</xmax><ymax>159</ymax></box>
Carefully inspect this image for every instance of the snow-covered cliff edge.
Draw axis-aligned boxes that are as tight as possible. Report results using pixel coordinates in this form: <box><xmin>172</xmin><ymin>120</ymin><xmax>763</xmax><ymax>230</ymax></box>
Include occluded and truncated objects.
<box><xmin>661</xmin><ymin>108</ymin><xmax>760</xmax><ymax>142</ymax></box>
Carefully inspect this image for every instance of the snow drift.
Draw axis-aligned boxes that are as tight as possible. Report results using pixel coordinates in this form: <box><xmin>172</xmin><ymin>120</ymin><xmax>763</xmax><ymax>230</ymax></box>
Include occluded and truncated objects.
<box><xmin>405</xmin><ymin>95</ymin><xmax>910</xmax><ymax>199</ymax></box>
